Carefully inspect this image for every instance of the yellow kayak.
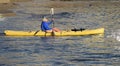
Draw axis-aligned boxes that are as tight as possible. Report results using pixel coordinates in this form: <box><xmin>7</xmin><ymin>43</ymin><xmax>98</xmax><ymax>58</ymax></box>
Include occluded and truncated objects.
<box><xmin>4</xmin><ymin>28</ymin><xmax>104</xmax><ymax>36</ymax></box>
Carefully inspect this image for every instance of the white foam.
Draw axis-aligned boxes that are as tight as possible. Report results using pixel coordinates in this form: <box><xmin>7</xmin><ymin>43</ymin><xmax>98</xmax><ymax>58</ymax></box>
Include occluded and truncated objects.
<box><xmin>110</xmin><ymin>29</ymin><xmax>120</xmax><ymax>41</ymax></box>
<box><xmin>0</xmin><ymin>17</ymin><xmax>6</xmax><ymax>21</ymax></box>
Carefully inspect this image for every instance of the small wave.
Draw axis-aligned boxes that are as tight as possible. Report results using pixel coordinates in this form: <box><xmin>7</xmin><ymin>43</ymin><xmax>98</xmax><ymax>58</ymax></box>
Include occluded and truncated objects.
<box><xmin>108</xmin><ymin>29</ymin><xmax>120</xmax><ymax>41</ymax></box>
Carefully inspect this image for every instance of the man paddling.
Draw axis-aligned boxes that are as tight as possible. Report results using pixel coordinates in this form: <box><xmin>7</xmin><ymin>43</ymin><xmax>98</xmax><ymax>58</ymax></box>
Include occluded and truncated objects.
<box><xmin>41</xmin><ymin>17</ymin><xmax>60</xmax><ymax>32</ymax></box>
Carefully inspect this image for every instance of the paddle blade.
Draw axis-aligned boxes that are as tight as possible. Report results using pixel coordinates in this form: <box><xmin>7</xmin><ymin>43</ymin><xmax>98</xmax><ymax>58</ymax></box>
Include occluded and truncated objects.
<box><xmin>50</xmin><ymin>8</ymin><xmax>54</xmax><ymax>15</ymax></box>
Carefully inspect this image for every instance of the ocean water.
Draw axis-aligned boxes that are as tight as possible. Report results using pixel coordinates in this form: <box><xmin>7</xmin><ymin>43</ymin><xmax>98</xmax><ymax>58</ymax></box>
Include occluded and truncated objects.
<box><xmin>0</xmin><ymin>0</ymin><xmax>120</xmax><ymax>66</ymax></box>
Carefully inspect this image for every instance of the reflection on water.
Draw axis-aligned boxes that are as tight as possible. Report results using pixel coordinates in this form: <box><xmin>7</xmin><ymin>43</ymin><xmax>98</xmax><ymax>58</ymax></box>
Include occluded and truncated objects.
<box><xmin>0</xmin><ymin>0</ymin><xmax>120</xmax><ymax>66</ymax></box>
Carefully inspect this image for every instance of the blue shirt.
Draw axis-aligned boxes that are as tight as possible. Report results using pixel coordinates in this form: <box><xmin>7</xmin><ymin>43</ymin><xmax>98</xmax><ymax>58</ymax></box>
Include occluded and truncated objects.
<box><xmin>41</xmin><ymin>21</ymin><xmax>52</xmax><ymax>31</ymax></box>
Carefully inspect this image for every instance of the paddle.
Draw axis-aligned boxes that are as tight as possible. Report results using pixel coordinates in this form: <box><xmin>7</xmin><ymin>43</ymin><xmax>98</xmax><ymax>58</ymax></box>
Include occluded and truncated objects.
<box><xmin>50</xmin><ymin>8</ymin><xmax>54</xmax><ymax>28</ymax></box>
<box><xmin>34</xmin><ymin>30</ymin><xmax>39</xmax><ymax>36</ymax></box>
<box><xmin>50</xmin><ymin>8</ymin><xmax>55</xmax><ymax>36</ymax></box>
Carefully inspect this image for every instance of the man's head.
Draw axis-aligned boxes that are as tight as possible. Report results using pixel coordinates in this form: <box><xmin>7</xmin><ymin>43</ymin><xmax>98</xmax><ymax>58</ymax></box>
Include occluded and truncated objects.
<box><xmin>42</xmin><ymin>17</ymin><xmax>48</xmax><ymax>22</ymax></box>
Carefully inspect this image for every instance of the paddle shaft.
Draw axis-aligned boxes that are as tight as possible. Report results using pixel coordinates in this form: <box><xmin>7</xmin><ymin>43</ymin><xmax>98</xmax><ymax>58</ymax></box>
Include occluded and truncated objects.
<box><xmin>50</xmin><ymin>8</ymin><xmax>55</xmax><ymax>36</ymax></box>
<box><xmin>51</xmin><ymin>15</ymin><xmax>54</xmax><ymax>28</ymax></box>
